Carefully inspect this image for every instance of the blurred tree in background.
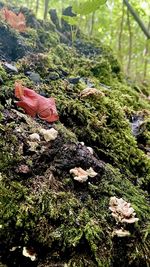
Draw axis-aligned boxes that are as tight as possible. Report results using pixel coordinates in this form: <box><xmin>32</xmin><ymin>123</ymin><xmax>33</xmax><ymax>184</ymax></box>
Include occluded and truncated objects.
<box><xmin>2</xmin><ymin>0</ymin><xmax>150</xmax><ymax>83</ymax></box>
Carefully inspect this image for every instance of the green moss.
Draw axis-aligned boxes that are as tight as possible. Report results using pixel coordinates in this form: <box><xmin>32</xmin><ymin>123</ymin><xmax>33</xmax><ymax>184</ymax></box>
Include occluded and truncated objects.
<box><xmin>0</xmin><ymin>64</ymin><xmax>7</xmax><ymax>81</ymax></box>
<box><xmin>0</xmin><ymin>122</ymin><xmax>23</xmax><ymax>171</ymax></box>
<box><xmin>37</xmin><ymin>28</ymin><xmax>59</xmax><ymax>49</ymax></box>
<box><xmin>23</xmin><ymin>28</ymin><xmax>39</xmax><ymax>48</ymax></box>
<box><xmin>1</xmin><ymin>160</ymin><xmax>149</xmax><ymax>266</ymax></box>
<box><xmin>90</xmin><ymin>58</ymin><xmax>112</xmax><ymax>84</ymax></box>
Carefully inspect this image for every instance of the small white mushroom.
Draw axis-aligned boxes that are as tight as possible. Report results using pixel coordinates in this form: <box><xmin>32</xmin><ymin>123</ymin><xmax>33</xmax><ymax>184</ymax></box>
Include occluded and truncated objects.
<box><xmin>112</xmin><ymin>229</ymin><xmax>130</xmax><ymax>237</ymax></box>
<box><xmin>70</xmin><ymin>167</ymin><xmax>88</xmax><ymax>182</ymax></box>
<box><xmin>22</xmin><ymin>247</ymin><xmax>36</xmax><ymax>261</ymax></box>
<box><xmin>40</xmin><ymin>128</ymin><xmax>58</xmax><ymax>142</ymax></box>
<box><xmin>87</xmin><ymin>147</ymin><xmax>94</xmax><ymax>154</ymax></box>
<box><xmin>109</xmin><ymin>196</ymin><xmax>139</xmax><ymax>224</ymax></box>
<box><xmin>10</xmin><ymin>247</ymin><xmax>17</xmax><ymax>252</ymax></box>
<box><xmin>29</xmin><ymin>133</ymin><xmax>40</xmax><ymax>141</ymax></box>
<box><xmin>86</xmin><ymin>167</ymin><xmax>97</xmax><ymax>177</ymax></box>
<box><xmin>70</xmin><ymin>167</ymin><xmax>97</xmax><ymax>183</ymax></box>
<box><xmin>27</xmin><ymin>141</ymin><xmax>39</xmax><ymax>152</ymax></box>
<box><xmin>10</xmin><ymin>246</ymin><xmax>21</xmax><ymax>252</ymax></box>
<box><xmin>79</xmin><ymin>142</ymin><xmax>85</xmax><ymax>146</ymax></box>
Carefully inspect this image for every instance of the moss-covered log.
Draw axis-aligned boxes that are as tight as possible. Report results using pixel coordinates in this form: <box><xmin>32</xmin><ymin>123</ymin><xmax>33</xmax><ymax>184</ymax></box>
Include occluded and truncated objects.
<box><xmin>0</xmin><ymin>3</ymin><xmax>150</xmax><ymax>267</ymax></box>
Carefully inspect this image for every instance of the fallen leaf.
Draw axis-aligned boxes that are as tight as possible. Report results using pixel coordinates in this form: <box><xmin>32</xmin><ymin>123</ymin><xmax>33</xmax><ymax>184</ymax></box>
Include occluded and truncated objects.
<box><xmin>1</xmin><ymin>8</ymin><xmax>26</xmax><ymax>32</ymax></box>
<box><xmin>15</xmin><ymin>82</ymin><xmax>59</xmax><ymax>123</ymax></box>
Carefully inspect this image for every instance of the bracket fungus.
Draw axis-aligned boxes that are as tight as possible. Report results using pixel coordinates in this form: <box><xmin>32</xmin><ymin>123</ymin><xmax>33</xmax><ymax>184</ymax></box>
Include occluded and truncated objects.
<box><xmin>29</xmin><ymin>133</ymin><xmax>40</xmax><ymax>141</ymax></box>
<box><xmin>109</xmin><ymin>196</ymin><xmax>139</xmax><ymax>224</ymax></box>
<box><xmin>70</xmin><ymin>167</ymin><xmax>97</xmax><ymax>183</ymax></box>
<box><xmin>39</xmin><ymin>128</ymin><xmax>58</xmax><ymax>142</ymax></box>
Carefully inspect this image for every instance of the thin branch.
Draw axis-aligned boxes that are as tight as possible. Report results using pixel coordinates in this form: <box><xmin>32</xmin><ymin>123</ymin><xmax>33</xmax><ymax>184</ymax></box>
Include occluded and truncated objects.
<box><xmin>123</xmin><ymin>0</ymin><xmax>150</xmax><ymax>39</ymax></box>
<box><xmin>126</xmin><ymin>10</ymin><xmax>132</xmax><ymax>75</ymax></box>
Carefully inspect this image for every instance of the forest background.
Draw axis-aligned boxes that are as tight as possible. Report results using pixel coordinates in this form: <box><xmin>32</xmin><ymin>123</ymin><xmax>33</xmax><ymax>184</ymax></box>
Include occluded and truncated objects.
<box><xmin>3</xmin><ymin>0</ymin><xmax>150</xmax><ymax>84</ymax></box>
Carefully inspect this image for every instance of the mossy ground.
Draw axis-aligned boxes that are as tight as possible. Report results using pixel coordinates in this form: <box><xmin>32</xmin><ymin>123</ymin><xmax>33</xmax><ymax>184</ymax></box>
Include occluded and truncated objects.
<box><xmin>0</xmin><ymin>3</ymin><xmax>150</xmax><ymax>267</ymax></box>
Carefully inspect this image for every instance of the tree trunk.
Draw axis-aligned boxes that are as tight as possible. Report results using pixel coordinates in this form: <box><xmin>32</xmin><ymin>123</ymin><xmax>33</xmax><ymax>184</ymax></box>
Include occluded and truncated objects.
<box><xmin>35</xmin><ymin>0</ymin><xmax>40</xmax><ymax>16</ymax></box>
<box><xmin>123</xmin><ymin>0</ymin><xmax>150</xmax><ymax>39</ymax></box>
<box><xmin>90</xmin><ymin>11</ymin><xmax>95</xmax><ymax>36</ymax></box>
<box><xmin>118</xmin><ymin>2</ymin><xmax>125</xmax><ymax>64</ymax></box>
<box><xmin>44</xmin><ymin>0</ymin><xmax>49</xmax><ymax>20</ymax></box>
<box><xmin>126</xmin><ymin>10</ymin><xmax>132</xmax><ymax>76</ymax></box>
<box><xmin>143</xmin><ymin>18</ymin><xmax>150</xmax><ymax>80</ymax></box>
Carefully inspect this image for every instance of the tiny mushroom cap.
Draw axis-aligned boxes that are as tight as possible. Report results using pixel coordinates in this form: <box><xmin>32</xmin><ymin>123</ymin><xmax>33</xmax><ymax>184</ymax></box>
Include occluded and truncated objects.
<box><xmin>70</xmin><ymin>167</ymin><xmax>88</xmax><ymax>183</ymax></box>
<box><xmin>27</xmin><ymin>141</ymin><xmax>39</xmax><ymax>152</ymax></box>
<box><xmin>22</xmin><ymin>247</ymin><xmax>36</xmax><ymax>261</ymax></box>
<box><xmin>79</xmin><ymin>142</ymin><xmax>85</xmax><ymax>146</ymax></box>
<box><xmin>10</xmin><ymin>246</ymin><xmax>21</xmax><ymax>251</ymax></box>
<box><xmin>29</xmin><ymin>133</ymin><xmax>40</xmax><ymax>141</ymax></box>
<box><xmin>86</xmin><ymin>167</ymin><xmax>97</xmax><ymax>177</ymax></box>
<box><xmin>87</xmin><ymin>146</ymin><xmax>94</xmax><ymax>154</ymax></box>
<box><xmin>40</xmin><ymin>128</ymin><xmax>58</xmax><ymax>142</ymax></box>
<box><xmin>112</xmin><ymin>229</ymin><xmax>131</xmax><ymax>237</ymax></box>
<box><xmin>18</xmin><ymin>164</ymin><xmax>30</xmax><ymax>174</ymax></box>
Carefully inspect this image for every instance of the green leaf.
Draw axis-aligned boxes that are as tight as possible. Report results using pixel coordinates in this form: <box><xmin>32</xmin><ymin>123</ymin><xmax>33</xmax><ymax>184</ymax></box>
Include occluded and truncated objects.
<box><xmin>72</xmin><ymin>0</ymin><xmax>107</xmax><ymax>15</ymax></box>
<box><xmin>62</xmin><ymin>15</ymin><xmax>78</xmax><ymax>26</ymax></box>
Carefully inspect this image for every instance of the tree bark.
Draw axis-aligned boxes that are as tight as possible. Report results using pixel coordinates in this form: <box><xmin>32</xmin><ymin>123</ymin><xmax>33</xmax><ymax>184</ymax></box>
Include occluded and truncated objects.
<box><xmin>44</xmin><ymin>0</ymin><xmax>49</xmax><ymax>20</ymax></box>
<box><xmin>126</xmin><ymin>10</ymin><xmax>132</xmax><ymax>75</ymax></box>
<box><xmin>123</xmin><ymin>0</ymin><xmax>150</xmax><ymax>39</ymax></box>
<box><xmin>118</xmin><ymin>2</ymin><xmax>125</xmax><ymax>64</ymax></box>
<box><xmin>90</xmin><ymin>11</ymin><xmax>95</xmax><ymax>36</ymax></box>
<box><xmin>143</xmin><ymin>18</ymin><xmax>150</xmax><ymax>80</ymax></box>
<box><xmin>35</xmin><ymin>0</ymin><xmax>39</xmax><ymax>16</ymax></box>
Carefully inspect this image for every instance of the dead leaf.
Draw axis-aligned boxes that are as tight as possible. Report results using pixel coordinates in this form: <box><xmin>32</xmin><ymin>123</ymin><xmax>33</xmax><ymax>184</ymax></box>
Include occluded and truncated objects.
<box><xmin>1</xmin><ymin>8</ymin><xmax>26</xmax><ymax>32</ymax></box>
<box><xmin>15</xmin><ymin>82</ymin><xmax>59</xmax><ymax>123</ymax></box>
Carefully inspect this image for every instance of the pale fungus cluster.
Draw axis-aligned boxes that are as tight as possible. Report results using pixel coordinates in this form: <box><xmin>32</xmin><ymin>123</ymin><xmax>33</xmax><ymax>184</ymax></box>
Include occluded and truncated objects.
<box><xmin>28</xmin><ymin>128</ymin><xmax>58</xmax><ymax>151</ymax></box>
<box><xmin>22</xmin><ymin>247</ymin><xmax>36</xmax><ymax>261</ymax></box>
<box><xmin>29</xmin><ymin>133</ymin><xmax>40</xmax><ymax>141</ymax></box>
<box><xmin>70</xmin><ymin>167</ymin><xmax>97</xmax><ymax>182</ymax></box>
<box><xmin>109</xmin><ymin>196</ymin><xmax>139</xmax><ymax>224</ymax></box>
<box><xmin>39</xmin><ymin>128</ymin><xmax>58</xmax><ymax>142</ymax></box>
<box><xmin>9</xmin><ymin>246</ymin><xmax>36</xmax><ymax>261</ymax></box>
<box><xmin>79</xmin><ymin>141</ymin><xmax>94</xmax><ymax>154</ymax></box>
<box><xmin>109</xmin><ymin>196</ymin><xmax>139</xmax><ymax>237</ymax></box>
